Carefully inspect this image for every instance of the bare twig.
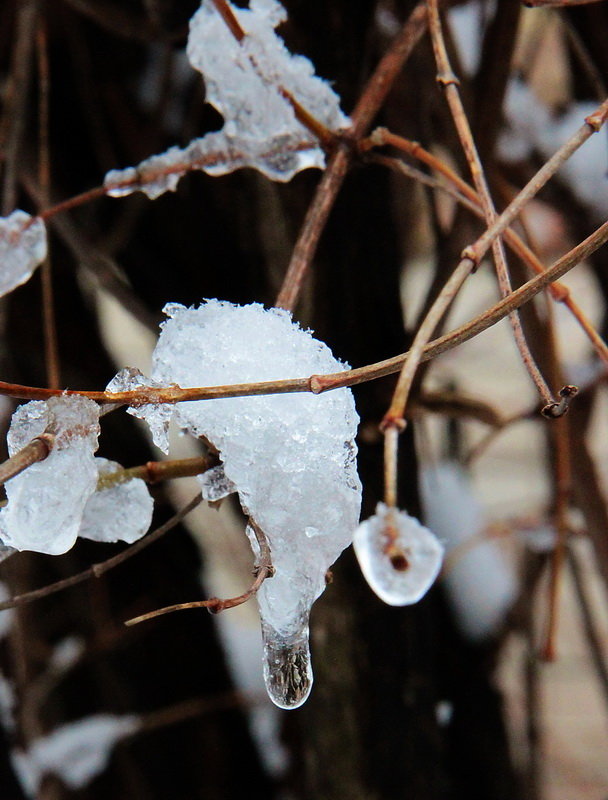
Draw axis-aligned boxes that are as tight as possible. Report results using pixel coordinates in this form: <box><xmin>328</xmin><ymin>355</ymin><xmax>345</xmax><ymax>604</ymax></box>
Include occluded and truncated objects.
<box><xmin>0</xmin><ymin>434</ymin><xmax>54</xmax><ymax>487</ymax></box>
<box><xmin>124</xmin><ymin>518</ymin><xmax>274</xmax><ymax>625</ymax></box>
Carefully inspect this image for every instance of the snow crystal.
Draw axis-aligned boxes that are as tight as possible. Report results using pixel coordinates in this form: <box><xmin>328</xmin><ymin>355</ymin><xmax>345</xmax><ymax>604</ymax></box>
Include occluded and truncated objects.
<box><xmin>0</xmin><ymin>397</ymin><xmax>100</xmax><ymax>555</ymax></box>
<box><xmin>130</xmin><ymin>299</ymin><xmax>361</xmax><ymax>708</ymax></box>
<box><xmin>12</xmin><ymin>714</ymin><xmax>139</xmax><ymax>794</ymax></box>
<box><xmin>0</xmin><ymin>210</ymin><xmax>47</xmax><ymax>298</ymax></box>
<box><xmin>353</xmin><ymin>502</ymin><xmax>444</xmax><ymax>606</ymax></box>
<box><xmin>420</xmin><ymin>462</ymin><xmax>518</xmax><ymax>640</ymax></box>
<box><xmin>199</xmin><ymin>464</ymin><xmax>236</xmax><ymax>502</ymax></box>
<box><xmin>78</xmin><ymin>458</ymin><xmax>154</xmax><ymax>544</ymax></box>
<box><xmin>106</xmin><ymin>367</ymin><xmax>173</xmax><ymax>453</ymax></box>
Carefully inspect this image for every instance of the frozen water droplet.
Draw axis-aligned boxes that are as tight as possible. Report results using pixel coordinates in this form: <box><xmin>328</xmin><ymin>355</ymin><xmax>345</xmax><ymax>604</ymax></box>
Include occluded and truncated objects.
<box><xmin>353</xmin><ymin>502</ymin><xmax>443</xmax><ymax>606</ymax></box>
<box><xmin>198</xmin><ymin>464</ymin><xmax>236</xmax><ymax>502</ymax></box>
<box><xmin>261</xmin><ymin>625</ymin><xmax>313</xmax><ymax>710</ymax></box>
<box><xmin>107</xmin><ymin>368</ymin><xmax>174</xmax><ymax>453</ymax></box>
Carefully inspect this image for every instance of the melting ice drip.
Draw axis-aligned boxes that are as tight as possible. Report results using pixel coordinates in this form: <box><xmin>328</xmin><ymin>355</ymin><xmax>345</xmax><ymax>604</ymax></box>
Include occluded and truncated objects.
<box><xmin>114</xmin><ymin>300</ymin><xmax>362</xmax><ymax>708</ymax></box>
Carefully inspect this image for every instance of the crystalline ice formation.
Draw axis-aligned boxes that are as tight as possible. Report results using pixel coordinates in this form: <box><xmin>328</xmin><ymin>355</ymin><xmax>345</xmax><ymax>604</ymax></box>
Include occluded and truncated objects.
<box><xmin>104</xmin><ymin>0</ymin><xmax>348</xmax><ymax>198</ymax></box>
<box><xmin>0</xmin><ymin>210</ymin><xmax>47</xmax><ymax>298</ymax></box>
<box><xmin>419</xmin><ymin>462</ymin><xmax>518</xmax><ymax>640</ymax></box>
<box><xmin>78</xmin><ymin>458</ymin><xmax>154</xmax><ymax>544</ymax></box>
<box><xmin>199</xmin><ymin>464</ymin><xmax>236</xmax><ymax>502</ymax></box>
<box><xmin>131</xmin><ymin>299</ymin><xmax>361</xmax><ymax>708</ymax></box>
<box><xmin>187</xmin><ymin>0</ymin><xmax>349</xmax><ymax>140</ymax></box>
<box><xmin>0</xmin><ymin>397</ymin><xmax>100</xmax><ymax>556</ymax></box>
<box><xmin>11</xmin><ymin>714</ymin><xmax>139</xmax><ymax>794</ymax></box>
<box><xmin>353</xmin><ymin>502</ymin><xmax>444</xmax><ymax>606</ymax></box>
<box><xmin>106</xmin><ymin>367</ymin><xmax>173</xmax><ymax>453</ymax></box>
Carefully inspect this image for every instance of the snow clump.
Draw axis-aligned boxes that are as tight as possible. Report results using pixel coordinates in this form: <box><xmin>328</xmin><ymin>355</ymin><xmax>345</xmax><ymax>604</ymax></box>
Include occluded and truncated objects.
<box><xmin>117</xmin><ymin>299</ymin><xmax>362</xmax><ymax>709</ymax></box>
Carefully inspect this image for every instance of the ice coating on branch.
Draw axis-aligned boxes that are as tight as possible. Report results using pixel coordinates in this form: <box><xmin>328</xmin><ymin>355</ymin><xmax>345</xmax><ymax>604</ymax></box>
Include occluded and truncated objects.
<box><xmin>199</xmin><ymin>464</ymin><xmax>237</xmax><ymax>502</ymax></box>
<box><xmin>103</xmin><ymin>0</ymin><xmax>348</xmax><ymax>198</ymax></box>
<box><xmin>133</xmin><ymin>300</ymin><xmax>361</xmax><ymax>708</ymax></box>
<box><xmin>0</xmin><ymin>397</ymin><xmax>100</xmax><ymax>556</ymax></box>
<box><xmin>0</xmin><ymin>210</ymin><xmax>47</xmax><ymax>298</ymax></box>
<box><xmin>353</xmin><ymin>502</ymin><xmax>444</xmax><ymax>606</ymax></box>
<box><xmin>187</xmin><ymin>0</ymin><xmax>349</xmax><ymax>140</ymax></box>
<box><xmin>12</xmin><ymin>714</ymin><xmax>139</xmax><ymax>794</ymax></box>
<box><xmin>104</xmin><ymin>132</ymin><xmax>325</xmax><ymax>198</ymax></box>
<box><xmin>78</xmin><ymin>458</ymin><xmax>154</xmax><ymax>544</ymax></box>
<box><xmin>106</xmin><ymin>367</ymin><xmax>173</xmax><ymax>453</ymax></box>
<box><xmin>420</xmin><ymin>462</ymin><xmax>517</xmax><ymax>640</ymax></box>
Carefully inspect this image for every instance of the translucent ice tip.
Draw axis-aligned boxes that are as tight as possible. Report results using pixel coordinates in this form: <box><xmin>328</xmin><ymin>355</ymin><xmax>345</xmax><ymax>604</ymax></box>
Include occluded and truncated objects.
<box><xmin>262</xmin><ymin>628</ymin><xmax>313</xmax><ymax>710</ymax></box>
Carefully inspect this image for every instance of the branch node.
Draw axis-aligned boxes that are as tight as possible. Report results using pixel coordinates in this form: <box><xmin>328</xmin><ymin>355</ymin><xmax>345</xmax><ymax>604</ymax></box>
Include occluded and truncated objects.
<box><xmin>436</xmin><ymin>71</ymin><xmax>460</xmax><ymax>89</ymax></box>
<box><xmin>541</xmin><ymin>384</ymin><xmax>579</xmax><ymax>418</ymax></box>
<box><xmin>379</xmin><ymin>414</ymin><xmax>407</xmax><ymax>434</ymax></box>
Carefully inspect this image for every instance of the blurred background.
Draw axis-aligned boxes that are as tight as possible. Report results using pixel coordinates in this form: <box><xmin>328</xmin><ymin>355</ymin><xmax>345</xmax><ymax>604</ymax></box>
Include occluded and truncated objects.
<box><xmin>0</xmin><ymin>0</ymin><xmax>607</xmax><ymax>797</ymax></box>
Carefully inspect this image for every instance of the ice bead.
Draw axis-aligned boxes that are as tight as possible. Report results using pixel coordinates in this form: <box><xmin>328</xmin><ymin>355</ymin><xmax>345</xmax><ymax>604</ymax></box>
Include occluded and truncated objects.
<box><xmin>353</xmin><ymin>502</ymin><xmax>444</xmax><ymax>606</ymax></box>
<box><xmin>0</xmin><ymin>210</ymin><xmax>47</xmax><ymax>298</ymax></box>
<box><xmin>420</xmin><ymin>462</ymin><xmax>518</xmax><ymax>640</ymax></box>
<box><xmin>261</xmin><ymin>623</ymin><xmax>313</xmax><ymax>710</ymax></box>
<box><xmin>187</xmin><ymin>0</ymin><xmax>349</xmax><ymax>142</ymax></box>
<box><xmin>106</xmin><ymin>367</ymin><xmax>173</xmax><ymax>453</ymax></box>
<box><xmin>136</xmin><ymin>300</ymin><xmax>361</xmax><ymax>707</ymax></box>
<box><xmin>199</xmin><ymin>464</ymin><xmax>236</xmax><ymax>502</ymax></box>
<box><xmin>0</xmin><ymin>397</ymin><xmax>100</xmax><ymax>555</ymax></box>
<box><xmin>78</xmin><ymin>458</ymin><xmax>154</xmax><ymax>544</ymax></box>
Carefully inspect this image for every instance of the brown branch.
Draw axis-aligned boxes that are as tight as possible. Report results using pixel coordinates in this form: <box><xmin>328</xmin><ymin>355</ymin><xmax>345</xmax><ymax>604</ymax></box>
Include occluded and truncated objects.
<box><xmin>0</xmin><ymin>434</ymin><xmax>54</xmax><ymax>487</ymax></box>
<box><xmin>274</xmin><ymin>1</ymin><xmax>428</xmax><ymax>310</ymax></box>
<box><xmin>0</xmin><ymin>217</ymin><xmax>607</xmax><ymax>407</ymax></box>
<box><xmin>0</xmin><ymin>494</ymin><xmax>203</xmax><ymax>612</ymax></box>
<box><xmin>95</xmin><ymin>455</ymin><xmax>218</xmax><ymax>490</ymax></box>
<box><xmin>124</xmin><ymin>518</ymin><xmax>274</xmax><ymax>626</ymax></box>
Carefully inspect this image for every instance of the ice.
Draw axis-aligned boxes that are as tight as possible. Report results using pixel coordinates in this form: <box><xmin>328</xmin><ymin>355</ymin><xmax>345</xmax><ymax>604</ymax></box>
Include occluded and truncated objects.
<box><xmin>0</xmin><ymin>397</ymin><xmax>100</xmax><ymax>556</ymax></box>
<box><xmin>199</xmin><ymin>463</ymin><xmax>236</xmax><ymax>502</ymax></box>
<box><xmin>106</xmin><ymin>367</ymin><xmax>173</xmax><ymax>453</ymax></box>
<box><xmin>419</xmin><ymin>462</ymin><xmax>518</xmax><ymax>640</ymax></box>
<box><xmin>187</xmin><ymin>0</ymin><xmax>349</xmax><ymax>141</ymax></box>
<box><xmin>78</xmin><ymin>458</ymin><xmax>154</xmax><ymax>544</ymax></box>
<box><xmin>103</xmin><ymin>0</ymin><xmax>348</xmax><ymax>199</ymax></box>
<box><xmin>353</xmin><ymin>502</ymin><xmax>444</xmax><ymax>606</ymax></box>
<box><xmin>131</xmin><ymin>299</ymin><xmax>361</xmax><ymax>708</ymax></box>
<box><xmin>11</xmin><ymin>714</ymin><xmax>139</xmax><ymax>794</ymax></box>
<box><xmin>0</xmin><ymin>210</ymin><xmax>47</xmax><ymax>298</ymax></box>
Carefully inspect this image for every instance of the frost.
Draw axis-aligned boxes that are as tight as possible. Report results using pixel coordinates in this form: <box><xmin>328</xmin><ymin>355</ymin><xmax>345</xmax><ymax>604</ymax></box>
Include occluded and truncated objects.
<box><xmin>0</xmin><ymin>397</ymin><xmax>100</xmax><ymax>555</ymax></box>
<box><xmin>199</xmin><ymin>464</ymin><xmax>236</xmax><ymax>502</ymax></box>
<box><xmin>104</xmin><ymin>0</ymin><xmax>349</xmax><ymax>198</ymax></box>
<box><xmin>131</xmin><ymin>299</ymin><xmax>361</xmax><ymax>708</ymax></box>
<box><xmin>106</xmin><ymin>367</ymin><xmax>173</xmax><ymax>453</ymax></box>
<box><xmin>12</xmin><ymin>714</ymin><xmax>139</xmax><ymax>794</ymax></box>
<box><xmin>78</xmin><ymin>458</ymin><xmax>154</xmax><ymax>544</ymax></box>
<box><xmin>353</xmin><ymin>502</ymin><xmax>444</xmax><ymax>606</ymax></box>
<box><xmin>420</xmin><ymin>462</ymin><xmax>518</xmax><ymax>641</ymax></box>
<box><xmin>0</xmin><ymin>210</ymin><xmax>47</xmax><ymax>298</ymax></box>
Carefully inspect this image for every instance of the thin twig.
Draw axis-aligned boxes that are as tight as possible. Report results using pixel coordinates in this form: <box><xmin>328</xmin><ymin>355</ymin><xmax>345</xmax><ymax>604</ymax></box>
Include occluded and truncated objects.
<box><xmin>0</xmin><ymin>434</ymin><xmax>54</xmax><ymax>487</ymax></box>
<box><xmin>0</xmin><ymin>217</ymin><xmax>607</xmax><ymax>407</ymax></box>
<box><xmin>96</xmin><ymin>454</ymin><xmax>218</xmax><ymax>490</ymax></box>
<box><xmin>124</xmin><ymin>518</ymin><xmax>274</xmax><ymax>625</ymax></box>
<box><xmin>274</xmin><ymin>1</ymin><xmax>428</xmax><ymax>310</ymax></box>
<box><xmin>0</xmin><ymin>494</ymin><xmax>203</xmax><ymax>612</ymax></box>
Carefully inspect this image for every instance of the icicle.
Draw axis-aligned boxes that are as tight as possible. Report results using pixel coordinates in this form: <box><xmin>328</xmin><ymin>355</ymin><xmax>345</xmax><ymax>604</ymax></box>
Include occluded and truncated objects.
<box><xmin>261</xmin><ymin>623</ymin><xmax>313</xmax><ymax>710</ymax></box>
<box><xmin>353</xmin><ymin>502</ymin><xmax>444</xmax><ymax>606</ymax></box>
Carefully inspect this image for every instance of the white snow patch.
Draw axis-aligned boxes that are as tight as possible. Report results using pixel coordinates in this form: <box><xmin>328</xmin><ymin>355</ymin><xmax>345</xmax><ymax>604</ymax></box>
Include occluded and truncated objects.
<box><xmin>0</xmin><ymin>211</ymin><xmax>47</xmax><ymax>298</ymax></box>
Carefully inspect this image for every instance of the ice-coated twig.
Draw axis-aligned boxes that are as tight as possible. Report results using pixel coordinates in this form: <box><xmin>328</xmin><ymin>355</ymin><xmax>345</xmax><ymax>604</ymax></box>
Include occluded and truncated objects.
<box><xmin>0</xmin><ymin>219</ymin><xmax>606</xmax><ymax>410</ymax></box>
<box><xmin>0</xmin><ymin>433</ymin><xmax>54</xmax><ymax>487</ymax></box>
<box><xmin>124</xmin><ymin>518</ymin><xmax>274</xmax><ymax>625</ymax></box>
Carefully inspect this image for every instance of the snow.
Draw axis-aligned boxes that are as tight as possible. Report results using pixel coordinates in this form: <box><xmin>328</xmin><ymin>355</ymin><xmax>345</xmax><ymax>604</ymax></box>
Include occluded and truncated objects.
<box><xmin>107</xmin><ymin>367</ymin><xmax>173</xmax><ymax>453</ymax></box>
<box><xmin>419</xmin><ymin>462</ymin><xmax>518</xmax><ymax>641</ymax></box>
<box><xmin>0</xmin><ymin>210</ymin><xmax>47</xmax><ymax>298</ymax></box>
<box><xmin>499</xmin><ymin>81</ymin><xmax>608</xmax><ymax>220</ymax></box>
<box><xmin>12</xmin><ymin>714</ymin><xmax>139</xmax><ymax>794</ymax></box>
<box><xmin>104</xmin><ymin>0</ymin><xmax>348</xmax><ymax>198</ymax></box>
<box><xmin>353</xmin><ymin>502</ymin><xmax>444</xmax><ymax>606</ymax></box>
<box><xmin>78</xmin><ymin>457</ymin><xmax>154</xmax><ymax>544</ymax></box>
<box><xmin>0</xmin><ymin>397</ymin><xmax>101</xmax><ymax>555</ymax></box>
<box><xmin>122</xmin><ymin>299</ymin><xmax>361</xmax><ymax>708</ymax></box>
